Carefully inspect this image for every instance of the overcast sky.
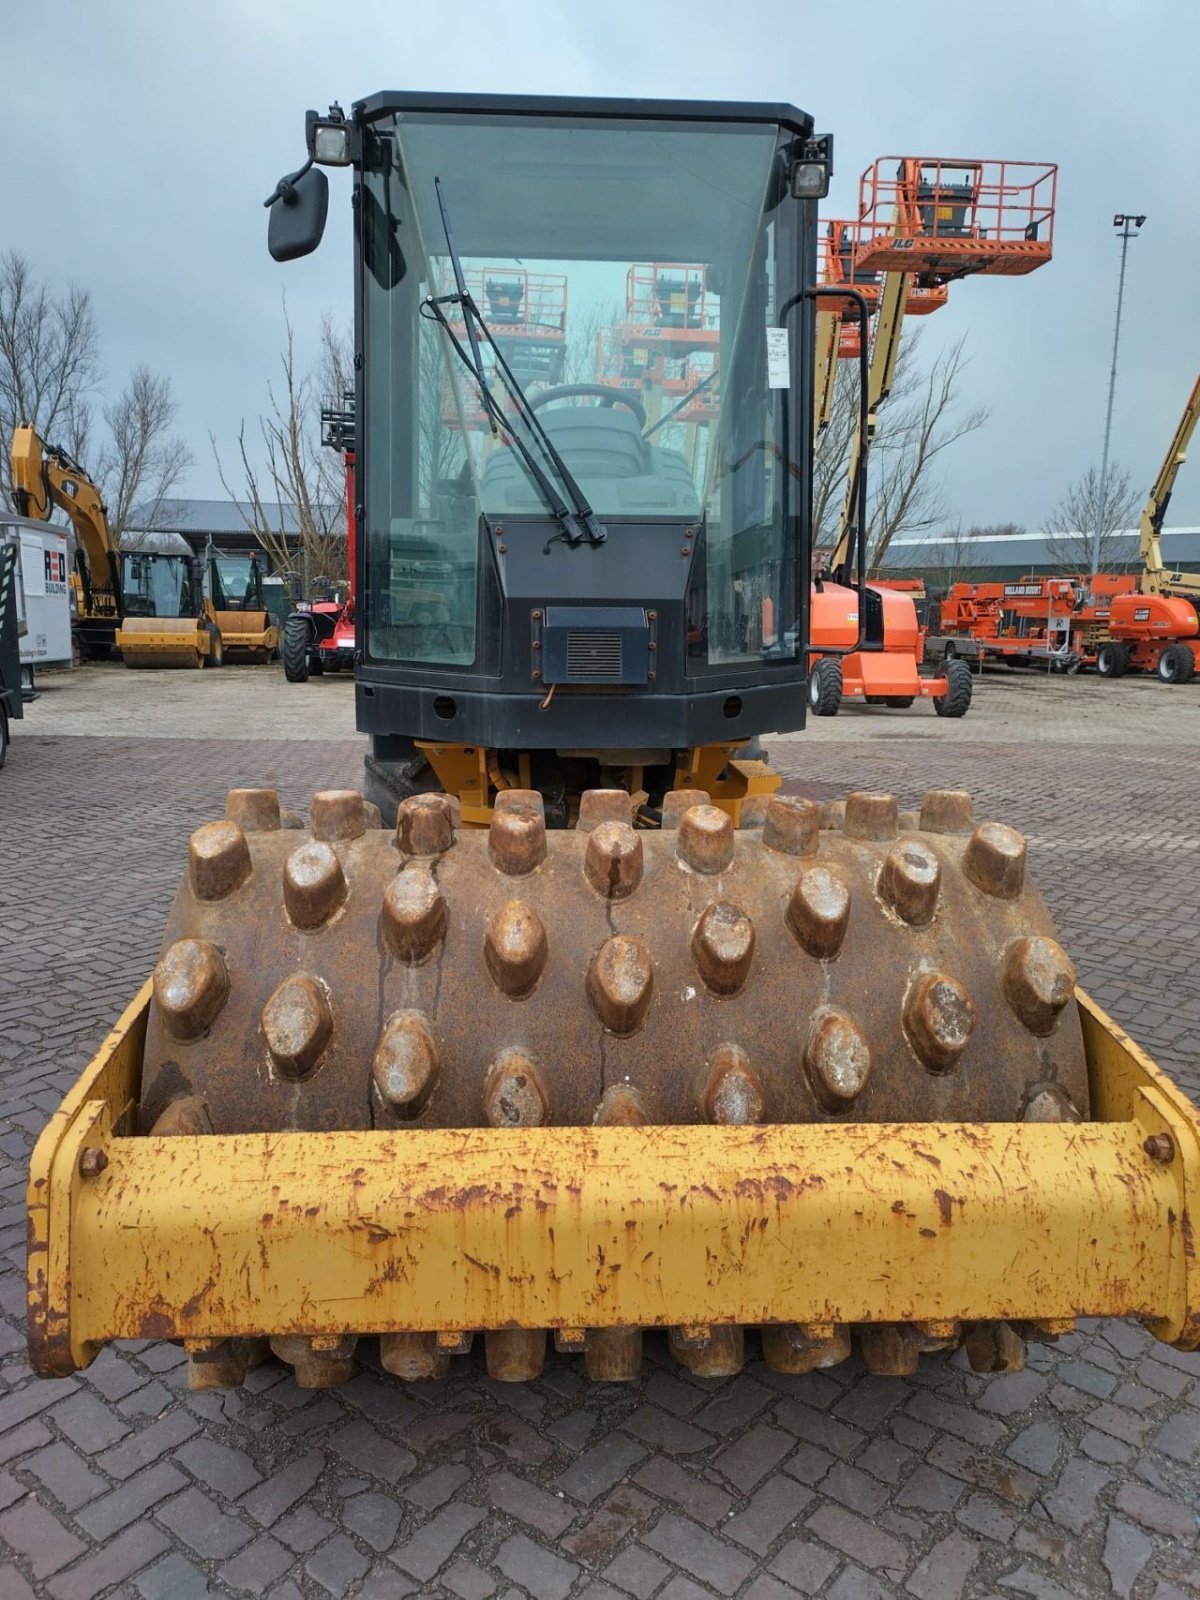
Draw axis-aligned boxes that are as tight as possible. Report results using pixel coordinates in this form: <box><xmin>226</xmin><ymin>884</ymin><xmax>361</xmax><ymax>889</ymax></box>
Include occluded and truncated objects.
<box><xmin>9</xmin><ymin>0</ymin><xmax>1199</xmax><ymax>529</ymax></box>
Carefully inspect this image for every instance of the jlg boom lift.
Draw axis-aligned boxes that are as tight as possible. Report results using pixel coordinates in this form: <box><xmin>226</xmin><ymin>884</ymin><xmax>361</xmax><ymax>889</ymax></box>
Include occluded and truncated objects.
<box><xmin>1097</xmin><ymin>372</ymin><xmax>1200</xmax><ymax>683</ymax></box>
<box><xmin>807</xmin><ymin>160</ymin><xmax>1057</xmax><ymax>717</ymax></box>
<box><xmin>28</xmin><ymin>97</ymin><xmax>1199</xmax><ymax>1393</ymax></box>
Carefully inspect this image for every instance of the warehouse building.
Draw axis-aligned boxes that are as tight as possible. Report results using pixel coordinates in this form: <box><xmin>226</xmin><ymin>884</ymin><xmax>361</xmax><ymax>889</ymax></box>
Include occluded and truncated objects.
<box><xmin>876</xmin><ymin>526</ymin><xmax>1200</xmax><ymax>589</ymax></box>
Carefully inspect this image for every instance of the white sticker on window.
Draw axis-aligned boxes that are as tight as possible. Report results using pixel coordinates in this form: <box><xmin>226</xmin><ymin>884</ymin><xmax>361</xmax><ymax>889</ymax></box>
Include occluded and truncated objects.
<box><xmin>766</xmin><ymin>327</ymin><xmax>790</xmax><ymax>388</ymax></box>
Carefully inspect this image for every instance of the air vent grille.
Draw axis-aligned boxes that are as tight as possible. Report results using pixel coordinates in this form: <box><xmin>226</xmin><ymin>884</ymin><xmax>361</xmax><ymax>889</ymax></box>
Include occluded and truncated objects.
<box><xmin>566</xmin><ymin>630</ymin><xmax>623</xmax><ymax>680</ymax></box>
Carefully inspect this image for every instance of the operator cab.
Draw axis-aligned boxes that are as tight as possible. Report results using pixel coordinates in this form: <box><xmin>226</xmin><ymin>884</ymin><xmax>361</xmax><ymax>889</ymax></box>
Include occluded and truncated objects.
<box><xmin>268</xmin><ymin>94</ymin><xmax>831</xmax><ymax>767</ymax></box>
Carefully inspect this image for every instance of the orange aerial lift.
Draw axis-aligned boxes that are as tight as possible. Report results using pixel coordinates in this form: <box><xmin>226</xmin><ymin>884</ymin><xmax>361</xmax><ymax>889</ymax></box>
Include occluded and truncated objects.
<box><xmin>808</xmin><ymin>157</ymin><xmax>1057</xmax><ymax>716</ymax></box>
<box><xmin>1098</xmin><ymin>373</ymin><xmax>1200</xmax><ymax>682</ymax></box>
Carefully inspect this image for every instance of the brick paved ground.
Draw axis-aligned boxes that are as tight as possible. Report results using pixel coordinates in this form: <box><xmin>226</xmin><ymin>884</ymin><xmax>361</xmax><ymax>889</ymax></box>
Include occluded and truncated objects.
<box><xmin>1</xmin><ymin>673</ymin><xmax>1198</xmax><ymax>1599</ymax></box>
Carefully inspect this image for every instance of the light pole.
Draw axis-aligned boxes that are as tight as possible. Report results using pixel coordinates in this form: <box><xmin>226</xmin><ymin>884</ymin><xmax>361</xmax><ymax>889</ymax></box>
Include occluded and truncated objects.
<box><xmin>1092</xmin><ymin>212</ymin><xmax>1145</xmax><ymax>576</ymax></box>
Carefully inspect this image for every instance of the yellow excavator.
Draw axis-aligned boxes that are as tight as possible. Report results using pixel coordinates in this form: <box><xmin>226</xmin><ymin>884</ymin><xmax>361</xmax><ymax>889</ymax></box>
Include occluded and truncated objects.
<box><xmin>9</xmin><ymin>424</ymin><xmax>125</xmax><ymax>661</ymax></box>
<box><xmin>27</xmin><ymin>96</ymin><xmax>1198</xmax><ymax>1394</ymax></box>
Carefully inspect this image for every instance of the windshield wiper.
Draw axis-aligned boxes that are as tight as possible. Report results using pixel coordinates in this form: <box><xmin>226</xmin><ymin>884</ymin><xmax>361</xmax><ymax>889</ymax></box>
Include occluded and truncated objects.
<box><xmin>426</xmin><ymin>178</ymin><xmax>606</xmax><ymax>549</ymax></box>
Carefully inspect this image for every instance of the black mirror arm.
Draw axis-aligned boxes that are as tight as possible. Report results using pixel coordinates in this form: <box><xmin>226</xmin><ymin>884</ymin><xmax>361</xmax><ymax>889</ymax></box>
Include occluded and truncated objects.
<box><xmin>263</xmin><ymin>159</ymin><xmax>314</xmax><ymax>209</ymax></box>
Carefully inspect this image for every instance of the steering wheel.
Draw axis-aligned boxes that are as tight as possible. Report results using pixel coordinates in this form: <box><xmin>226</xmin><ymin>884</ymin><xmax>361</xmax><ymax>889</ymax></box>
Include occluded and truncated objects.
<box><xmin>528</xmin><ymin>383</ymin><xmax>646</xmax><ymax>428</ymax></box>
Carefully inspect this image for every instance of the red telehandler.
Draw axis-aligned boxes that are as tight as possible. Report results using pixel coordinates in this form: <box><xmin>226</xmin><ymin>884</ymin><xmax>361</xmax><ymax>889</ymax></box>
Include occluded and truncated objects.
<box><xmin>282</xmin><ymin>395</ymin><xmax>356</xmax><ymax>681</ymax></box>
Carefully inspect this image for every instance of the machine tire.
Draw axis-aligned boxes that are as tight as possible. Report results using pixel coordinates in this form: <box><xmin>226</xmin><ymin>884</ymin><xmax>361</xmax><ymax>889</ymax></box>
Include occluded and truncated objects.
<box><xmin>204</xmin><ymin>625</ymin><xmax>224</xmax><ymax>668</ymax></box>
<box><xmin>933</xmin><ymin>656</ymin><xmax>973</xmax><ymax>718</ymax></box>
<box><xmin>1095</xmin><ymin>641</ymin><xmax>1129</xmax><ymax>678</ymax></box>
<box><xmin>885</xmin><ymin>696</ymin><xmax>915</xmax><ymax>709</ymax></box>
<box><xmin>0</xmin><ymin>707</ymin><xmax>8</xmax><ymax>769</ymax></box>
<box><xmin>1158</xmin><ymin>642</ymin><xmax>1196</xmax><ymax>684</ymax></box>
<box><xmin>283</xmin><ymin>616</ymin><xmax>312</xmax><ymax>683</ymax></box>
<box><xmin>309</xmin><ymin>652</ymin><xmax>325</xmax><ymax>677</ymax></box>
<box><xmin>362</xmin><ymin>750</ymin><xmax>441</xmax><ymax>829</ymax></box>
<box><xmin>808</xmin><ymin>658</ymin><xmax>842</xmax><ymax>717</ymax></box>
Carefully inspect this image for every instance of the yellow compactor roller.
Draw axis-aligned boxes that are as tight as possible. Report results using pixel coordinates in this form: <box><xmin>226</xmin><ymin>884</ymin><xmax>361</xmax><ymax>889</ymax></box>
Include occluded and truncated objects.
<box><xmin>28</xmin><ymin>92</ymin><xmax>1200</xmax><ymax>1391</ymax></box>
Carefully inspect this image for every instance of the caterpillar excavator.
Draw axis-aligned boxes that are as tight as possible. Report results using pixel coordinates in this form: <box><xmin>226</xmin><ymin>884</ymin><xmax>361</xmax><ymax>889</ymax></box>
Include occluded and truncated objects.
<box><xmin>28</xmin><ymin>95</ymin><xmax>1199</xmax><ymax>1394</ymax></box>
<box><xmin>9</xmin><ymin>424</ymin><xmax>124</xmax><ymax>660</ymax></box>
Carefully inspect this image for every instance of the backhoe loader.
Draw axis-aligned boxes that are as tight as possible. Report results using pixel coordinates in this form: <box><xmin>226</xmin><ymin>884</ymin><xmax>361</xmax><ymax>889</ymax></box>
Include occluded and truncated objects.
<box><xmin>28</xmin><ymin>94</ymin><xmax>1199</xmax><ymax>1394</ymax></box>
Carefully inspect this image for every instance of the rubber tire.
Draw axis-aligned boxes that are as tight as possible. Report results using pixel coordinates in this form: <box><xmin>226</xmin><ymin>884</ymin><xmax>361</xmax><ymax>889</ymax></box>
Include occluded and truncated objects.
<box><xmin>885</xmin><ymin>696</ymin><xmax>915</xmax><ymax>709</ymax></box>
<box><xmin>1095</xmin><ymin>640</ymin><xmax>1129</xmax><ymax>678</ymax></box>
<box><xmin>933</xmin><ymin>656</ymin><xmax>973</xmax><ymax>718</ymax></box>
<box><xmin>809</xmin><ymin>658</ymin><xmax>842</xmax><ymax>717</ymax></box>
<box><xmin>283</xmin><ymin>616</ymin><xmax>311</xmax><ymax>683</ymax></box>
<box><xmin>362</xmin><ymin>750</ymin><xmax>441</xmax><ymax>829</ymax></box>
<box><xmin>0</xmin><ymin>707</ymin><xmax>7</xmax><ymax>769</ymax></box>
<box><xmin>1158</xmin><ymin>643</ymin><xmax>1196</xmax><ymax>684</ymax></box>
<box><xmin>203</xmin><ymin>625</ymin><xmax>224</xmax><ymax>668</ymax></box>
<box><xmin>308</xmin><ymin>653</ymin><xmax>325</xmax><ymax>677</ymax></box>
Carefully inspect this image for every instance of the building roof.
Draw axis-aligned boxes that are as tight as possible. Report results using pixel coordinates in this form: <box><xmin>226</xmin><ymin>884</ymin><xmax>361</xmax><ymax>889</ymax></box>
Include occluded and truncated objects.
<box><xmin>878</xmin><ymin>526</ymin><xmax>1200</xmax><ymax>570</ymax></box>
<box><xmin>127</xmin><ymin>498</ymin><xmax>341</xmax><ymax>537</ymax></box>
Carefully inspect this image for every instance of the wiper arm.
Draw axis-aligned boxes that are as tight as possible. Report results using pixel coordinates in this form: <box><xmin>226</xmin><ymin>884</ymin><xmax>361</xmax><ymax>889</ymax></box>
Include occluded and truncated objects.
<box><xmin>429</xmin><ymin>178</ymin><xmax>606</xmax><ymax>549</ymax></box>
<box><xmin>422</xmin><ymin>298</ymin><xmax>584</xmax><ymax>543</ymax></box>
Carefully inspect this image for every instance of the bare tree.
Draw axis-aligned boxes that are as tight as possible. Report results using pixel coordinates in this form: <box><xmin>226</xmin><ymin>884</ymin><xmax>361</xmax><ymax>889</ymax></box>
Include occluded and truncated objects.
<box><xmin>0</xmin><ymin>251</ymin><xmax>100</xmax><ymax>494</ymax></box>
<box><xmin>815</xmin><ymin>331</ymin><xmax>989</xmax><ymax>576</ymax></box>
<box><xmin>213</xmin><ymin>302</ymin><xmax>347</xmax><ymax>589</ymax></box>
<box><xmin>1043</xmin><ymin>464</ymin><xmax>1138</xmax><ymax>573</ymax></box>
<box><xmin>100</xmin><ymin>366</ymin><xmax>192</xmax><ymax>542</ymax></box>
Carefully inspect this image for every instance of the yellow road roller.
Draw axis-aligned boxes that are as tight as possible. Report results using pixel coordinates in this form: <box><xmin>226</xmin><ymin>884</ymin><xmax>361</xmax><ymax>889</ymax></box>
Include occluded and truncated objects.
<box><xmin>28</xmin><ymin>93</ymin><xmax>1199</xmax><ymax>1391</ymax></box>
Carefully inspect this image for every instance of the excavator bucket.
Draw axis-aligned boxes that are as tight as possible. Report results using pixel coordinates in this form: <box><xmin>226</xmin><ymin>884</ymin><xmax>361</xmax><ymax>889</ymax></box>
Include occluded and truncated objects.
<box><xmin>28</xmin><ymin>786</ymin><xmax>1200</xmax><ymax>1388</ymax></box>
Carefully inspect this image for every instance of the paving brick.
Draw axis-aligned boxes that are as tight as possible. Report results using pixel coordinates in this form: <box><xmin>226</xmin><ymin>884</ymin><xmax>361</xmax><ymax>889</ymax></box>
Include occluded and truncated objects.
<box><xmin>494</xmin><ymin>1532</ymin><xmax>580</xmax><ymax>1600</ymax></box>
<box><xmin>690</xmin><ymin>1376</ymin><xmax>773</xmax><ymax>1436</ymax></box>
<box><xmin>976</xmin><ymin>1369</ymin><xmax>1048</xmax><ymax>1417</ymax></box>
<box><xmin>622</xmin><ymin>1404</ymin><xmax>714</xmax><ymax>1454</ymax></box>
<box><xmin>602</xmin><ymin>1544</ymin><xmax>671</xmax><ymax>1598</ymax></box>
<box><xmin>23</xmin><ymin>1440</ymin><xmax>107</xmax><ymax>1511</ymax></box>
<box><xmin>273</xmin><ymin>1503</ymin><xmax>336</xmax><ymax>1553</ymax></box>
<box><xmin>831</xmin><ymin>1376</ymin><xmax>907</xmax><ymax>1431</ymax></box>
<box><xmin>712</xmin><ymin>1423</ymin><xmax>793</xmax><ymax>1492</ymax></box>
<box><xmin>478</xmin><ymin>1410</ymin><xmax>553</xmax><ymax>1465</ymax></box>
<box><xmin>95</xmin><ymin>1409</ymin><xmax>200</xmax><ymax>1479</ymax></box>
<box><xmin>904</xmin><ymin>1532</ymin><xmax>979</xmax><ymax>1600</ymax></box>
<box><xmin>392</xmin><ymin>1502</ymin><xmax>486</xmax><ymax>1582</ymax></box>
<box><xmin>0</xmin><ymin>1418</ymin><xmax>52</xmax><ymax>1467</ymax></box>
<box><xmin>0</xmin><ymin>1495</ymin><xmax>85</xmax><ymax>1584</ymax></box>
<box><xmin>643</xmin><ymin>1511</ymin><xmax>756</xmax><ymax>1596</ymax></box>
<box><xmin>556</xmin><ymin>1434</ymin><xmax>646</xmax><ymax>1504</ymax></box>
<box><xmin>804</xmin><ymin>1504</ymin><xmax>908</xmax><ymax>1580</ymax></box>
<box><xmin>486</xmin><ymin>1469</ymin><xmax>575</xmax><ymax>1538</ymax></box>
<box><xmin>156</xmin><ymin>1484</ymin><xmax>254</xmax><ymax>1558</ymax></box>
<box><xmin>0</xmin><ymin>1376</ymin><xmax>77</xmax><ymax>1436</ymax></box>
<box><xmin>856</xmin><ymin>1436</ymin><xmax>915</xmax><ymax>1485</ymax></box>
<box><xmin>633</xmin><ymin>1455</ymin><xmax>733</xmax><ymax>1525</ymax></box>
<box><xmin>904</xmin><ymin>1391</ymin><xmax>1006</xmax><ymax>1449</ymax></box>
<box><xmin>781</xmin><ymin>1441</ymin><xmax>836</xmax><ymax>1485</ymax></box>
<box><xmin>742</xmin><ymin>1579</ymin><xmax>807</xmax><ymax>1600</ymax></box>
<box><xmin>1041</xmin><ymin>1458</ymin><xmax>1112</xmax><ymax>1534</ymax></box>
<box><xmin>306</xmin><ymin>1534</ymin><xmax>370</xmax><ymax>1597</ymax></box>
<box><xmin>75</xmin><ymin>1461</ymin><xmax>187</xmax><ymax>1540</ymax></box>
<box><xmin>1006</xmin><ymin>1420</ymin><xmax>1063</xmax><ymax>1476</ymax></box>
<box><xmin>240</xmin><ymin>1449</ymin><xmax>325</xmax><ymax>1526</ymax></box>
<box><xmin>656</xmin><ymin>1581</ymin><xmax>723</xmax><ymax>1600</ymax></box>
<box><xmin>1152</xmin><ymin>1408</ymin><xmax>1200</xmax><ymax>1463</ymax></box>
<box><xmin>443</xmin><ymin>1557</ymin><xmax>498</xmax><ymax>1600</ymax></box>
<box><xmin>561</xmin><ymin>1484</ymin><xmax>656</xmax><ymax>1564</ymax></box>
<box><xmin>827</xmin><ymin>1567</ymin><xmax>894</xmax><ymax>1600</ymax></box>
<box><xmin>820</xmin><ymin>1460</ymin><xmax>889</xmax><ymax>1517</ymax></box>
<box><xmin>995</xmin><ymin>1562</ymin><xmax>1077</xmax><ymax>1600</ymax></box>
<box><xmin>895</xmin><ymin>1462</ymin><xmax>964</xmax><ymax>1514</ymax></box>
<box><xmin>341</xmin><ymin>1489</ymin><xmax>402</xmax><ymax>1552</ymax></box>
<box><xmin>135</xmin><ymin>1551</ymin><xmax>217</xmax><ymax>1600</ymax></box>
<box><xmin>1080</xmin><ymin>1427</ymin><xmax>1133</xmax><ymax>1466</ymax></box>
<box><xmin>345</xmin><ymin>1571</ymin><xmax>415</xmax><ymax>1600</ymax></box>
<box><xmin>45</xmin><ymin>1522</ymin><xmax>172</xmax><ymax>1600</ymax></box>
<box><xmin>725</xmin><ymin>1475</ymin><xmax>812</xmax><ymax>1555</ymax></box>
<box><xmin>402</xmin><ymin>1462</ymin><xmax>471</xmax><ymax>1511</ymax></box>
<box><xmin>175</xmin><ymin>1435</ymin><xmax>263</xmax><ymax>1497</ymax></box>
<box><xmin>1102</xmin><ymin>1515</ymin><xmax>1155</xmax><ymax>1600</ymax></box>
<box><xmin>217</xmin><ymin>1533</ymin><xmax>295</xmax><ymax>1595</ymax></box>
<box><xmin>774</xmin><ymin>1399</ymin><xmax>862</xmax><ymax>1459</ymax></box>
<box><xmin>1115</xmin><ymin>1480</ymin><xmax>1196</xmax><ymax>1539</ymax></box>
<box><xmin>81</xmin><ymin>1351</ymin><xmax>145</xmax><ymax>1404</ymax></box>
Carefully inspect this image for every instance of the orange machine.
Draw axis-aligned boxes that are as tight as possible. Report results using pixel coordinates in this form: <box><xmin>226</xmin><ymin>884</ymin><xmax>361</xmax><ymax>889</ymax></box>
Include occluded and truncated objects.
<box><xmin>1099</xmin><ymin>374</ymin><xmax>1200</xmax><ymax>683</ymax></box>
<box><xmin>808</xmin><ymin>154</ymin><xmax>1058</xmax><ymax>717</ymax></box>
<box><xmin>442</xmin><ymin>267</ymin><xmax>568</xmax><ymax>430</ymax></box>
<box><xmin>855</xmin><ymin>159</ymin><xmax>1057</xmax><ymax>281</ymax></box>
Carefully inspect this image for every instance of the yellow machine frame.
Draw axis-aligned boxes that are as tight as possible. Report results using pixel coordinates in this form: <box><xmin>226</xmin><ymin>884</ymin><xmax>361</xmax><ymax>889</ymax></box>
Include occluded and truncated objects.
<box><xmin>27</xmin><ymin>983</ymin><xmax>1200</xmax><ymax>1376</ymax></box>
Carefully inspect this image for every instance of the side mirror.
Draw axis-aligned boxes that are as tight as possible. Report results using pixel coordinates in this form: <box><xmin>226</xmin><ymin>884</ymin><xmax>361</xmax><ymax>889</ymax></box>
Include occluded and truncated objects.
<box><xmin>267</xmin><ymin>165</ymin><xmax>329</xmax><ymax>262</ymax></box>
